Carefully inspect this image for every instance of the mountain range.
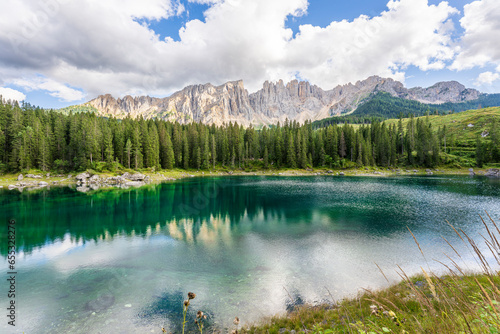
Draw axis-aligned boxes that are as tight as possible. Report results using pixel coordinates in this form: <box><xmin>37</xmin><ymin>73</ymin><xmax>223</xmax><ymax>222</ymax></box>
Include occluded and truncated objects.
<box><xmin>80</xmin><ymin>76</ymin><xmax>497</xmax><ymax>126</ymax></box>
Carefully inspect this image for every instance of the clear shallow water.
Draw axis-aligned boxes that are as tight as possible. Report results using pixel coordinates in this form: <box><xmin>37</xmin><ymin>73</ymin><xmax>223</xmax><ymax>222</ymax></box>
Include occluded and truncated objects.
<box><xmin>1</xmin><ymin>175</ymin><xmax>500</xmax><ymax>333</ymax></box>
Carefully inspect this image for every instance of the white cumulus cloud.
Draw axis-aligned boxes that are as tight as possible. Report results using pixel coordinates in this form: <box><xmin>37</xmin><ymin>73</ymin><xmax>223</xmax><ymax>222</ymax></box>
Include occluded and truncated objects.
<box><xmin>0</xmin><ymin>87</ymin><xmax>26</xmax><ymax>102</ymax></box>
<box><xmin>11</xmin><ymin>77</ymin><xmax>85</xmax><ymax>102</ymax></box>
<box><xmin>451</xmin><ymin>0</ymin><xmax>500</xmax><ymax>71</ymax></box>
<box><xmin>282</xmin><ymin>0</ymin><xmax>459</xmax><ymax>89</ymax></box>
<box><xmin>475</xmin><ymin>71</ymin><xmax>500</xmax><ymax>85</ymax></box>
<box><xmin>0</xmin><ymin>0</ymin><xmax>464</xmax><ymax>101</ymax></box>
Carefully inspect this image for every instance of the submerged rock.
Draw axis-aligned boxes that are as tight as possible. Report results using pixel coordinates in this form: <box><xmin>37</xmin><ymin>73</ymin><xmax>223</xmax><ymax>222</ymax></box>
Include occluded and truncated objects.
<box><xmin>85</xmin><ymin>294</ymin><xmax>115</xmax><ymax>312</ymax></box>
<box><xmin>76</xmin><ymin>186</ymin><xmax>90</xmax><ymax>193</ymax></box>
<box><xmin>125</xmin><ymin>181</ymin><xmax>145</xmax><ymax>187</ymax></box>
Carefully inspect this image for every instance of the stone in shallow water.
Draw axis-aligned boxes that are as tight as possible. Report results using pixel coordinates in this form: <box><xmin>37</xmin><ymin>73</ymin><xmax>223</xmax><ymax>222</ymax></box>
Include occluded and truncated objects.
<box><xmin>85</xmin><ymin>294</ymin><xmax>115</xmax><ymax>312</ymax></box>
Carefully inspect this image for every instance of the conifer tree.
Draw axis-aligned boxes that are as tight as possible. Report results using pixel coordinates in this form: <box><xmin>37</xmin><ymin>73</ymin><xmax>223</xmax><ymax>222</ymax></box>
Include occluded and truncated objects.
<box><xmin>194</xmin><ymin>146</ymin><xmax>201</xmax><ymax>170</ymax></box>
<box><xmin>39</xmin><ymin>123</ymin><xmax>52</xmax><ymax>171</ymax></box>
<box><xmin>125</xmin><ymin>138</ymin><xmax>132</xmax><ymax>169</ymax></box>
<box><xmin>132</xmin><ymin>126</ymin><xmax>143</xmax><ymax>169</ymax></box>
<box><xmin>113</xmin><ymin>122</ymin><xmax>125</xmax><ymax>165</ymax></box>
<box><xmin>159</xmin><ymin>126</ymin><xmax>175</xmax><ymax>170</ymax></box>
<box><xmin>148</xmin><ymin>124</ymin><xmax>160</xmax><ymax>169</ymax></box>
<box><xmin>339</xmin><ymin>131</ymin><xmax>346</xmax><ymax>159</ymax></box>
<box><xmin>286</xmin><ymin>134</ymin><xmax>296</xmax><ymax>168</ymax></box>
<box><xmin>398</xmin><ymin>114</ymin><xmax>404</xmax><ymax>156</ymax></box>
<box><xmin>263</xmin><ymin>146</ymin><xmax>269</xmax><ymax>169</ymax></box>
<box><xmin>0</xmin><ymin>125</ymin><xmax>5</xmax><ymax>168</ymax></box>
<box><xmin>211</xmin><ymin>134</ymin><xmax>217</xmax><ymax>169</ymax></box>
<box><xmin>53</xmin><ymin>115</ymin><xmax>67</xmax><ymax>161</ymax></box>
<box><xmin>299</xmin><ymin>132</ymin><xmax>308</xmax><ymax>169</ymax></box>
<box><xmin>8</xmin><ymin>108</ymin><xmax>23</xmax><ymax>170</ymax></box>
<box><xmin>172</xmin><ymin>124</ymin><xmax>183</xmax><ymax>167</ymax></box>
<box><xmin>103</xmin><ymin>126</ymin><xmax>114</xmax><ymax>163</ymax></box>
<box><xmin>182</xmin><ymin>133</ymin><xmax>190</xmax><ymax>169</ymax></box>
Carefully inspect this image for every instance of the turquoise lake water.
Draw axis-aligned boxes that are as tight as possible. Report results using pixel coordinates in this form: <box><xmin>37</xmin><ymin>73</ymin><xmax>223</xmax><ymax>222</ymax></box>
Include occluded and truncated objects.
<box><xmin>1</xmin><ymin>175</ymin><xmax>500</xmax><ymax>333</ymax></box>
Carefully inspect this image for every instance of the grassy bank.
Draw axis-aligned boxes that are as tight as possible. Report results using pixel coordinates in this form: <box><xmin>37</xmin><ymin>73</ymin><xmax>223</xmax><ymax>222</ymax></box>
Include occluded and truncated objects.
<box><xmin>241</xmin><ymin>215</ymin><xmax>500</xmax><ymax>334</ymax></box>
<box><xmin>242</xmin><ymin>272</ymin><xmax>500</xmax><ymax>334</ymax></box>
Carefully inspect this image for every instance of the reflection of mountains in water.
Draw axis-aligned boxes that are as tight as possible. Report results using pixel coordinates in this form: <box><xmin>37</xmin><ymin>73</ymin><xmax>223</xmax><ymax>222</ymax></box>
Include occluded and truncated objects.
<box><xmin>3</xmin><ymin>175</ymin><xmax>492</xmax><ymax>257</ymax></box>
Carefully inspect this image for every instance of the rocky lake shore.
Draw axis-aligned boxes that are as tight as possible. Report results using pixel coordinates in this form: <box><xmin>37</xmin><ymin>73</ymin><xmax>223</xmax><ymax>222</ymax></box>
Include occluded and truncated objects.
<box><xmin>1</xmin><ymin>167</ymin><xmax>499</xmax><ymax>193</ymax></box>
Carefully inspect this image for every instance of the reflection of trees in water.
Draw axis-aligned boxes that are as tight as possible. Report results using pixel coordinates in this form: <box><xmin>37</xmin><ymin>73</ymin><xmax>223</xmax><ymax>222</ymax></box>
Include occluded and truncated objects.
<box><xmin>3</xmin><ymin>176</ymin><xmax>492</xmax><ymax>257</ymax></box>
<box><xmin>0</xmin><ymin>180</ymin><xmax>294</xmax><ymax>256</ymax></box>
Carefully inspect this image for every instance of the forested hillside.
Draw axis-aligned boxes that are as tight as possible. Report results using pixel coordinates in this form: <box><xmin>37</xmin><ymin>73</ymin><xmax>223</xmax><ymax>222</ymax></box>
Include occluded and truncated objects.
<box><xmin>312</xmin><ymin>92</ymin><xmax>500</xmax><ymax>128</ymax></box>
<box><xmin>0</xmin><ymin>101</ymin><xmax>498</xmax><ymax>173</ymax></box>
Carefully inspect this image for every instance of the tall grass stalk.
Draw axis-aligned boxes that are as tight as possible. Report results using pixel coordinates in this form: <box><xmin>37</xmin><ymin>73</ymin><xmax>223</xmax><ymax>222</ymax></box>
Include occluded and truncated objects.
<box><xmin>243</xmin><ymin>213</ymin><xmax>500</xmax><ymax>334</ymax></box>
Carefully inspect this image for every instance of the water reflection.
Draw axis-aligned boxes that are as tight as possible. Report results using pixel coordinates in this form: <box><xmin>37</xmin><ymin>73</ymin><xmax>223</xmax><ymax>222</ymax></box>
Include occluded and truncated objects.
<box><xmin>0</xmin><ymin>176</ymin><xmax>499</xmax><ymax>333</ymax></box>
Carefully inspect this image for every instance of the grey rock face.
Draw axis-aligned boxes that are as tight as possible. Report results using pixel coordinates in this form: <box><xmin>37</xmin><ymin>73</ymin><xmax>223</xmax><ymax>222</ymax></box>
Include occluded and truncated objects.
<box><xmin>87</xmin><ymin>76</ymin><xmax>484</xmax><ymax>126</ymax></box>
<box><xmin>89</xmin><ymin>175</ymin><xmax>101</xmax><ymax>184</ymax></box>
<box><xmin>76</xmin><ymin>172</ymin><xmax>91</xmax><ymax>180</ymax></box>
<box><xmin>406</xmin><ymin>81</ymin><xmax>480</xmax><ymax>104</ymax></box>
<box><xmin>25</xmin><ymin>174</ymin><xmax>42</xmax><ymax>179</ymax></box>
<box><xmin>126</xmin><ymin>173</ymin><xmax>146</xmax><ymax>181</ymax></box>
<box><xmin>249</xmin><ymin>79</ymin><xmax>330</xmax><ymax>123</ymax></box>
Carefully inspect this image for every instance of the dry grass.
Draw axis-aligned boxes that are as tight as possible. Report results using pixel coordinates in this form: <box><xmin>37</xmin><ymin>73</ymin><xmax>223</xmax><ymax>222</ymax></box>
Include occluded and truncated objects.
<box><xmin>242</xmin><ymin>213</ymin><xmax>500</xmax><ymax>334</ymax></box>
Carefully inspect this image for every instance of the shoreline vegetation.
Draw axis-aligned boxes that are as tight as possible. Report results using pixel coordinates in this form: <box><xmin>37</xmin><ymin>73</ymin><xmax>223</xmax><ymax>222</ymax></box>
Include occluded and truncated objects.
<box><xmin>0</xmin><ymin>166</ymin><xmax>499</xmax><ymax>191</ymax></box>
<box><xmin>241</xmin><ymin>214</ymin><xmax>500</xmax><ymax>334</ymax></box>
<box><xmin>0</xmin><ymin>101</ymin><xmax>499</xmax><ymax>185</ymax></box>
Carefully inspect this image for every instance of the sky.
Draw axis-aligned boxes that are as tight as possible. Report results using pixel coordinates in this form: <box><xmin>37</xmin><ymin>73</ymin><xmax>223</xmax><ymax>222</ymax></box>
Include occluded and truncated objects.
<box><xmin>0</xmin><ymin>0</ymin><xmax>499</xmax><ymax>108</ymax></box>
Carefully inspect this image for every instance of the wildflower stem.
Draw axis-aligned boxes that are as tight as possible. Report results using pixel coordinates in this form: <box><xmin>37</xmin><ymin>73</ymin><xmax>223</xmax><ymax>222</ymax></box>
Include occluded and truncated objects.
<box><xmin>182</xmin><ymin>305</ymin><xmax>187</xmax><ymax>334</ymax></box>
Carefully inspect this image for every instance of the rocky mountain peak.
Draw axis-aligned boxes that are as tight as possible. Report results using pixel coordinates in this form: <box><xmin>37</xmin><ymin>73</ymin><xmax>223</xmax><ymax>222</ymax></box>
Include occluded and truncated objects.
<box><xmin>85</xmin><ymin>76</ymin><xmax>488</xmax><ymax>127</ymax></box>
<box><xmin>407</xmin><ymin>80</ymin><xmax>480</xmax><ymax>104</ymax></box>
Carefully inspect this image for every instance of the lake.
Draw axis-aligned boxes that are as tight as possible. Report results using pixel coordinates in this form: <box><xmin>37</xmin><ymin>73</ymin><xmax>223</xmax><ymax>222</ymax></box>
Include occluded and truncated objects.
<box><xmin>1</xmin><ymin>175</ymin><xmax>500</xmax><ymax>333</ymax></box>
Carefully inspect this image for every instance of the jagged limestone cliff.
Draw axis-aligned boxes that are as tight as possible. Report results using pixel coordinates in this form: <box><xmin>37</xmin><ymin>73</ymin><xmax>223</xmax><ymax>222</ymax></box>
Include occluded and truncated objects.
<box><xmin>86</xmin><ymin>76</ymin><xmax>483</xmax><ymax>126</ymax></box>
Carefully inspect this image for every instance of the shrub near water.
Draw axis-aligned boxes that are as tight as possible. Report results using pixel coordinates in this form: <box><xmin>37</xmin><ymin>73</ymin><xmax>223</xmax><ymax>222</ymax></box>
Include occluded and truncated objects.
<box><xmin>242</xmin><ymin>214</ymin><xmax>500</xmax><ymax>334</ymax></box>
